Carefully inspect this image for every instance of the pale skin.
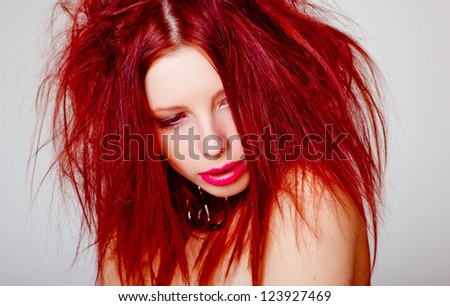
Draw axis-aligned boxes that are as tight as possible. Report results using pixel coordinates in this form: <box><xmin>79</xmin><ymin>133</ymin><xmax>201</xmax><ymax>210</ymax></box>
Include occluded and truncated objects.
<box><xmin>144</xmin><ymin>46</ymin><xmax>250</xmax><ymax>198</ymax></box>
<box><xmin>98</xmin><ymin>46</ymin><xmax>371</xmax><ymax>285</ymax></box>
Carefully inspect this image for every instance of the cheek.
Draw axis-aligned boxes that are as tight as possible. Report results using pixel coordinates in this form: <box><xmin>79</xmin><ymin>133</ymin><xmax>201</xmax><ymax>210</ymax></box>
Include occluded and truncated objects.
<box><xmin>157</xmin><ymin>132</ymin><xmax>169</xmax><ymax>158</ymax></box>
<box><xmin>224</xmin><ymin>123</ymin><xmax>245</xmax><ymax>154</ymax></box>
<box><xmin>159</xmin><ymin>132</ymin><xmax>196</xmax><ymax>176</ymax></box>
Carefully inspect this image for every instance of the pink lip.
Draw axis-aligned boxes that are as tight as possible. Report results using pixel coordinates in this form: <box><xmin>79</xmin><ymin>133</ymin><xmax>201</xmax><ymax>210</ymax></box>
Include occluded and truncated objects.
<box><xmin>199</xmin><ymin>160</ymin><xmax>246</xmax><ymax>186</ymax></box>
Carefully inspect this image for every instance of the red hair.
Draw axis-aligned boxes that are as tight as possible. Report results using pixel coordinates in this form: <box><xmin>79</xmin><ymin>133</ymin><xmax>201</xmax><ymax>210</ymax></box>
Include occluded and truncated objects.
<box><xmin>35</xmin><ymin>0</ymin><xmax>386</xmax><ymax>285</ymax></box>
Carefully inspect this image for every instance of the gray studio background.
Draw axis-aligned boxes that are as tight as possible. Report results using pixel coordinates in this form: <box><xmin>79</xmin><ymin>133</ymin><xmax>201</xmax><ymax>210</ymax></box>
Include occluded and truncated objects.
<box><xmin>1</xmin><ymin>0</ymin><xmax>449</xmax><ymax>285</ymax></box>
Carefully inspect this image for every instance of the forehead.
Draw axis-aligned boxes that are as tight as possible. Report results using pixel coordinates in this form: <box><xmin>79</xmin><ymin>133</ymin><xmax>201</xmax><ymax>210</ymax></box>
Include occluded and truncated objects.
<box><xmin>144</xmin><ymin>46</ymin><xmax>223</xmax><ymax>111</ymax></box>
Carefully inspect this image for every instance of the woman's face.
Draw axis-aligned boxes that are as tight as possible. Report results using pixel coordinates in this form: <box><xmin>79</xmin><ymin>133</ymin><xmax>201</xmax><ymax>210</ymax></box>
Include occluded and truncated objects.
<box><xmin>144</xmin><ymin>46</ymin><xmax>250</xmax><ymax>198</ymax></box>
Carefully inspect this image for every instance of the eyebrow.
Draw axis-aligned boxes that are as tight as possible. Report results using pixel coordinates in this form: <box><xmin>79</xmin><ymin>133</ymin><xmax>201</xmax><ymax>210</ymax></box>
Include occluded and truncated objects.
<box><xmin>153</xmin><ymin>88</ymin><xmax>225</xmax><ymax>113</ymax></box>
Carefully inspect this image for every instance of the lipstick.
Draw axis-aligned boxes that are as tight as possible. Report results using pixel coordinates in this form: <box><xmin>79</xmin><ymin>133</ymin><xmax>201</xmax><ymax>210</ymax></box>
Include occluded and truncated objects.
<box><xmin>199</xmin><ymin>160</ymin><xmax>246</xmax><ymax>186</ymax></box>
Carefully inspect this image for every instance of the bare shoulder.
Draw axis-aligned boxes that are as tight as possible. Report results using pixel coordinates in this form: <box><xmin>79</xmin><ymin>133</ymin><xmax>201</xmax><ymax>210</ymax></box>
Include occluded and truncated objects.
<box><xmin>262</xmin><ymin>168</ymin><xmax>371</xmax><ymax>285</ymax></box>
<box><xmin>97</xmin><ymin>239</ymin><xmax>123</xmax><ymax>286</ymax></box>
<box><xmin>97</xmin><ymin>238</ymin><xmax>159</xmax><ymax>285</ymax></box>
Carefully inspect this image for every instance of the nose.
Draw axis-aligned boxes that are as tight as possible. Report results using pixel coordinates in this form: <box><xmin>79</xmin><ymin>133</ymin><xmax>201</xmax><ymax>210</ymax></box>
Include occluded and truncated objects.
<box><xmin>198</xmin><ymin>117</ymin><xmax>227</xmax><ymax>159</ymax></box>
<box><xmin>203</xmin><ymin>134</ymin><xmax>226</xmax><ymax>158</ymax></box>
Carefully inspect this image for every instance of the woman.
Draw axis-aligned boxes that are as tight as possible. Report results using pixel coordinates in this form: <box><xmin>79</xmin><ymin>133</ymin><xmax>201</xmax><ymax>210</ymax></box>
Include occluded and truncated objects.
<box><xmin>35</xmin><ymin>0</ymin><xmax>386</xmax><ymax>285</ymax></box>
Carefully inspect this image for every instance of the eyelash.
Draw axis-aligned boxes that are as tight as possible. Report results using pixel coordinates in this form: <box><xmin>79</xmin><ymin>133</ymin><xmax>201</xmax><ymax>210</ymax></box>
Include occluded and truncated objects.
<box><xmin>157</xmin><ymin>98</ymin><xmax>229</xmax><ymax>130</ymax></box>
<box><xmin>158</xmin><ymin>113</ymin><xmax>187</xmax><ymax>130</ymax></box>
<box><xmin>219</xmin><ymin>98</ymin><xmax>228</xmax><ymax>107</ymax></box>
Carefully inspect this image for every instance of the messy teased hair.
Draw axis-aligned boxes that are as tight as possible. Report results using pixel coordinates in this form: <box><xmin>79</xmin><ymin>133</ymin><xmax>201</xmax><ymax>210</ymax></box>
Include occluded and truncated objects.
<box><xmin>34</xmin><ymin>0</ymin><xmax>386</xmax><ymax>285</ymax></box>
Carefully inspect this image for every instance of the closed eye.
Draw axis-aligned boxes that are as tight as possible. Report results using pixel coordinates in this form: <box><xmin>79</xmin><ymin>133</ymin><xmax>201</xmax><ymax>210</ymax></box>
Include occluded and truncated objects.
<box><xmin>157</xmin><ymin>113</ymin><xmax>187</xmax><ymax>130</ymax></box>
<box><xmin>218</xmin><ymin>97</ymin><xmax>229</xmax><ymax>109</ymax></box>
